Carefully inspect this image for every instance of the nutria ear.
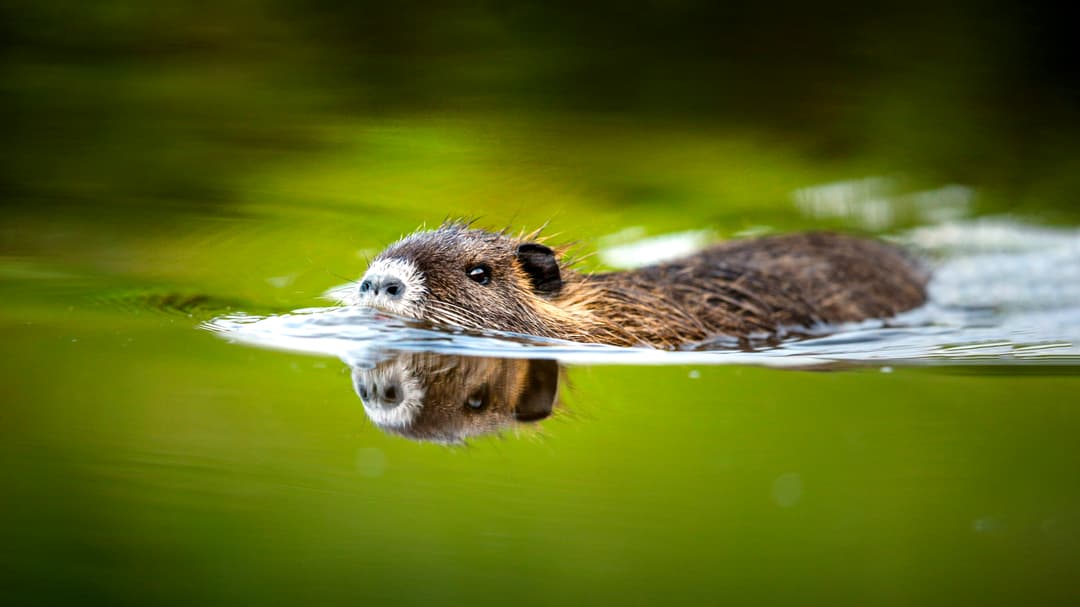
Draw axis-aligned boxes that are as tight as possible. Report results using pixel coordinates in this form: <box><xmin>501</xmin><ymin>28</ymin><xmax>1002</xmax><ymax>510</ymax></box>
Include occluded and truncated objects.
<box><xmin>515</xmin><ymin>243</ymin><xmax>562</xmax><ymax>295</ymax></box>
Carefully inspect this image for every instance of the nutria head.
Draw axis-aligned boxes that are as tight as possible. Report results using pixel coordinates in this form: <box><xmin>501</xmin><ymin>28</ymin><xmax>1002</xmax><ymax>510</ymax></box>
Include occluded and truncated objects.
<box><xmin>356</xmin><ymin>223</ymin><xmax>564</xmax><ymax>335</ymax></box>
<box><xmin>351</xmin><ymin>352</ymin><xmax>560</xmax><ymax>444</ymax></box>
<box><xmin>353</xmin><ymin>223</ymin><xmax>929</xmax><ymax>348</ymax></box>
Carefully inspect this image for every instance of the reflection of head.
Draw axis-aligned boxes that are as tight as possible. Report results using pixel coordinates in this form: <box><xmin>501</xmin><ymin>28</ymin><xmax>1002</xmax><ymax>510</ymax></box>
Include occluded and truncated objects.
<box><xmin>351</xmin><ymin>352</ymin><xmax>560</xmax><ymax>444</ymax></box>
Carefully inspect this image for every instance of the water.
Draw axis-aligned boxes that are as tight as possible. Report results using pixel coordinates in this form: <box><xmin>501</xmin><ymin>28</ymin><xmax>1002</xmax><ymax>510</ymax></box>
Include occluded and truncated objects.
<box><xmin>7</xmin><ymin>2</ymin><xmax>1080</xmax><ymax>600</ymax></box>
<box><xmin>210</xmin><ymin>218</ymin><xmax>1080</xmax><ymax>367</ymax></box>
<box><xmin>6</xmin><ymin>171</ymin><xmax>1080</xmax><ymax>604</ymax></box>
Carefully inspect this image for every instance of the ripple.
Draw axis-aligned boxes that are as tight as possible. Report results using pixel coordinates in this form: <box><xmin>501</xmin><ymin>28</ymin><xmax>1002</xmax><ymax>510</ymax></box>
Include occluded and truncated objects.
<box><xmin>206</xmin><ymin>218</ymin><xmax>1080</xmax><ymax>368</ymax></box>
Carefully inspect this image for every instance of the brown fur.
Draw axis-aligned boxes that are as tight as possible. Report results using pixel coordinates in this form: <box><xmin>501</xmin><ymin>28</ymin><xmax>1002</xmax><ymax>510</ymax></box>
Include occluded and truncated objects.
<box><xmin>359</xmin><ymin>223</ymin><xmax>929</xmax><ymax>348</ymax></box>
<box><xmin>351</xmin><ymin>352</ymin><xmax>559</xmax><ymax>443</ymax></box>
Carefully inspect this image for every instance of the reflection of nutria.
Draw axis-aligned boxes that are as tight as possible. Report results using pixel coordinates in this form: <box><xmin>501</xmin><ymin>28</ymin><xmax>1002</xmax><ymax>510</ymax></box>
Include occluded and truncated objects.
<box><xmin>352</xmin><ymin>222</ymin><xmax>928</xmax><ymax>348</ymax></box>
<box><xmin>351</xmin><ymin>352</ymin><xmax>559</xmax><ymax>444</ymax></box>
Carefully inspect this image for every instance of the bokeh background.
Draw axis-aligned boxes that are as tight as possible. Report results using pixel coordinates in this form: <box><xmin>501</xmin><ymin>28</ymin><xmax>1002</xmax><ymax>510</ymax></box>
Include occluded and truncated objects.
<box><xmin>3</xmin><ymin>2</ymin><xmax>1080</xmax><ymax>605</ymax></box>
<box><xmin>5</xmin><ymin>0</ymin><xmax>1080</xmax><ymax>228</ymax></box>
<box><xmin>5</xmin><ymin>0</ymin><xmax>1080</xmax><ymax>307</ymax></box>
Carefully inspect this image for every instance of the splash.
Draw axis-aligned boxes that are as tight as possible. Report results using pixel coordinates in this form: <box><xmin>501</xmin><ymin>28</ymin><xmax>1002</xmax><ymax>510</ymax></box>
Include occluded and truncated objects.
<box><xmin>206</xmin><ymin>218</ymin><xmax>1080</xmax><ymax>367</ymax></box>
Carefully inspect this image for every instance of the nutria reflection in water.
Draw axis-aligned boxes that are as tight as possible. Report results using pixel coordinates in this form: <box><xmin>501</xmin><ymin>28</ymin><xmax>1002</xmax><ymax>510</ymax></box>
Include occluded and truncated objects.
<box><xmin>351</xmin><ymin>352</ymin><xmax>560</xmax><ymax>444</ymax></box>
<box><xmin>351</xmin><ymin>222</ymin><xmax>928</xmax><ymax>348</ymax></box>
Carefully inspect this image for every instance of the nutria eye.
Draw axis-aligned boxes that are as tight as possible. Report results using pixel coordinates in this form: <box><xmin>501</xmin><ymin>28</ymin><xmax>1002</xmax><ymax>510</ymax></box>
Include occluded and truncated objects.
<box><xmin>466</xmin><ymin>265</ymin><xmax>491</xmax><ymax>285</ymax></box>
<box><xmin>465</xmin><ymin>394</ymin><xmax>486</xmax><ymax>410</ymax></box>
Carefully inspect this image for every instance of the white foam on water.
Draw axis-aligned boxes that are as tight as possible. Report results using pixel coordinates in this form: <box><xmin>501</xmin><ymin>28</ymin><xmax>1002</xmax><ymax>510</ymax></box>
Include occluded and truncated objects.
<box><xmin>206</xmin><ymin>218</ymin><xmax>1080</xmax><ymax>368</ymax></box>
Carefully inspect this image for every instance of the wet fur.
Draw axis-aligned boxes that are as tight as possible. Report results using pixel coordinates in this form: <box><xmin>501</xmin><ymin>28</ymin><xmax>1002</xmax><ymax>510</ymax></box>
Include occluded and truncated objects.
<box><xmin>362</xmin><ymin>223</ymin><xmax>929</xmax><ymax>348</ymax></box>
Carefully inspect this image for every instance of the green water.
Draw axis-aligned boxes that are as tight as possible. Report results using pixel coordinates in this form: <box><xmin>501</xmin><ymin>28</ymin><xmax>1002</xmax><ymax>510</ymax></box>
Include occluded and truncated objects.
<box><xmin>5</xmin><ymin>118</ymin><xmax>1080</xmax><ymax>603</ymax></box>
<box><xmin>5</xmin><ymin>2</ymin><xmax>1080</xmax><ymax>604</ymax></box>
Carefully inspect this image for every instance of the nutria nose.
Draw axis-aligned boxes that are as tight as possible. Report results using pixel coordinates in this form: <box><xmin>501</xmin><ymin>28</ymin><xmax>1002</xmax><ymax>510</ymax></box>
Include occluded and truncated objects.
<box><xmin>381</xmin><ymin>278</ymin><xmax>404</xmax><ymax>298</ymax></box>
<box><xmin>359</xmin><ymin>276</ymin><xmax>406</xmax><ymax>299</ymax></box>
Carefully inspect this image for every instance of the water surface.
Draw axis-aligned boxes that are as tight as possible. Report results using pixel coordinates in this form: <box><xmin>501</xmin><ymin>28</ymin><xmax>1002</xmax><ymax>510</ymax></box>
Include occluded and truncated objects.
<box><xmin>211</xmin><ymin>218</ymin><xmax>1080</xmax><ymax>366</ymax></box>
<box><xmin>5</xmin><ymin>173</ymin><xmax>1080</xmax><ymax>606</ymax></box>
<box><xmin>6</xmin><ymin>3</ymin><xmax>1080</xmax><ymax>601</ymax></box>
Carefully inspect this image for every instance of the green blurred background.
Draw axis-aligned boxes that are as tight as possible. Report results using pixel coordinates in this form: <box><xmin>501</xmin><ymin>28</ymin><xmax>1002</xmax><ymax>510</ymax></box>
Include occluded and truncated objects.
<box><xmin>3</xmin><ymin>1</ymin><xmax>1080</xmax><ymax>605</ymax></box>
<box><xmin>4</xmin><ymin>0</ymin><xmax>1080</xmax><ymax>230</ymax></box>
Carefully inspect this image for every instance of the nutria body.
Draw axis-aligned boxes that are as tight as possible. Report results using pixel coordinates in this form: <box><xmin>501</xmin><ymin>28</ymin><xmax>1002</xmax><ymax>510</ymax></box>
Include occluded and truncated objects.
<box><xmin>353</xmin><ymin>223</ymin><xmax>928</xmax><ymax>348</ymax></box>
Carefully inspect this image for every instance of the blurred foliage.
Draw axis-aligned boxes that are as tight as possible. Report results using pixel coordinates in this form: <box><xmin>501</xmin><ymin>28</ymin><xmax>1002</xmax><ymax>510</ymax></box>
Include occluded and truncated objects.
<box><xmin>2</xmin><ymin>0</ymin><xmax>1079</xmax><ymax>229</ymax></box>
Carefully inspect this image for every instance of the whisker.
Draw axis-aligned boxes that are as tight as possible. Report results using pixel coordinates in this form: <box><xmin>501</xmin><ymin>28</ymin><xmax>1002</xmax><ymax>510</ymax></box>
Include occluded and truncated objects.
<box><xmin>426</xmin><ymin>303</ymin><xmax>487</xmax><ymax>329</ymax></box>
<box><xmin>328</xmin><ymin>270</ymin><xmax>360</xmax><ymax>285</ymax></box>
<box><xmin>428</xmin><ymin>299</ymin><xmax>487</xmax><ymax>323</ymax></box>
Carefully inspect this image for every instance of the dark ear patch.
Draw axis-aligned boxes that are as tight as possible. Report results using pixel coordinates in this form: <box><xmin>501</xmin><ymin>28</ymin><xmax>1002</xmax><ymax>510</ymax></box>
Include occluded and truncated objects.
<box><xmin>514</xmin><ymin>359</ymin><xmax>559</xmax><ymax>422</ymax></box>
<box><xmin>515</xmin><ymin>243</ymin><xmax>562</xmax><ymax>295</ymax></box>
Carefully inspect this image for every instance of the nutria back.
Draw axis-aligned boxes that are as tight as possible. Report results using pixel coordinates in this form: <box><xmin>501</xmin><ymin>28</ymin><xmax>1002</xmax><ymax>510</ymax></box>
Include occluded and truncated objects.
<box><xmin>353</xmin><ymin>223</ymin><xmax>928</xmax><ymax>348</ymax></box>
<box><xmin>586</xmin><ymin>232</ymin><xmax>929</xmax><ymax>347</ymax></box>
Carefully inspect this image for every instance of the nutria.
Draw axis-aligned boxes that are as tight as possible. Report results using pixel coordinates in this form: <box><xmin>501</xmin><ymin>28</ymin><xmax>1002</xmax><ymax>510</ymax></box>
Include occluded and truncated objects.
<box><xmin>351</xmin><ymin>352</ymin><xmax>559</xmax><ymax>443</ymax></box>
<box><xmin>351</xmin><ymin>222</ymin><xmax>928</xmax><ymax>348</ymax></box>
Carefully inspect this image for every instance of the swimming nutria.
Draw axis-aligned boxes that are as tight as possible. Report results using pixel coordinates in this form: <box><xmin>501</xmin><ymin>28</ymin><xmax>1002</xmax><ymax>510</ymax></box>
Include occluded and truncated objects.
<box><xmin>352</xmin><ymin>352</ymin><xmax>559</xmax><ymax>443</ymax></box>
<box><xmin>352</xmin><ymin>222</ymin><xmax>928</xmax><ymax>348</ymax></box>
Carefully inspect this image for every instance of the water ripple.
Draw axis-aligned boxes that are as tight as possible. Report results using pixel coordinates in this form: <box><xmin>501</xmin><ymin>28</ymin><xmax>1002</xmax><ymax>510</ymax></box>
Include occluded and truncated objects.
<box><xmin>207</xmin><ymin>218</ymin><xmax>1080</xmax><ymax>368</ymax></box>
